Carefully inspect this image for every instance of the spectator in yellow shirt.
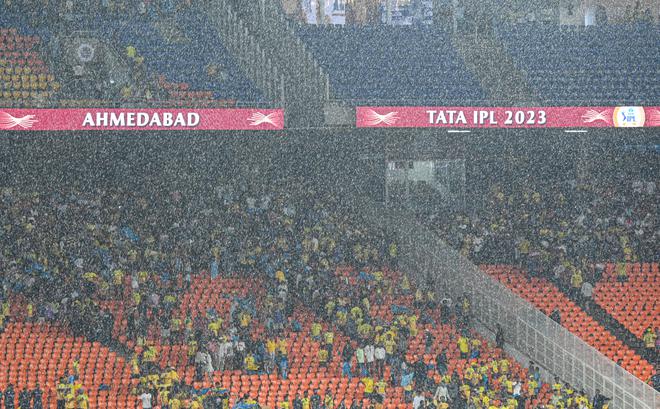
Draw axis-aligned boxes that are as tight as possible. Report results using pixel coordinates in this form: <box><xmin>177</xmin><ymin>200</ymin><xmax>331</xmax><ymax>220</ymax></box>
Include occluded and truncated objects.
<box><xmin>76</xmin><ymin>389</ymin><xmax>89</xmax><ymax>409</ymax></box>
<box><xmin>191</xmin><ymin>397</ymin><xmax>203</xmax><ymax>409</ymax></box>
<box><xmin>208</xmin><ymin>318</ymin><xmax>223</xmax><ymax>337</ymax></box>
<box><xmin>324</xmin><ymin>331</ymin><xmax>334</xmax><ymax>357</ymax></box>
<box><xmin>310</xmin><ymin>322</ymin><xmax>322</xmax><ymax>341</ymax></box>
<box><xmin>408</xmin><ymin>315</ymin><xmax>418</xmax><ymax>337</ymax></box>
<box><xmin>245</xmin><ymin>353</ymin><xmax>259</xmax><ymax>374</ymax></box>
<box><xmin>239</xmin><ymin>312</ymin><xmax>251</xmax><ymax>327</ymax></box>
<box><xmin>317</xmin><ymin>348</ymin><xmax>328</xmax><ymax>366</ymax></box>
<box><xmin>278</xmin><ymin>338</ymin><xmax>288</xmax><ymax>356</ymax></box>
<box><xmin>301</xmin><ymin>393</ymin><xmax>310</xmax><ymax>409</ymax></box>
<box><xmin>324</xmin><ymin>393</ymin><xmax>334</xmax><ymax>409</ymax></box>
<box><xmin>528</xmin><ymin>377</ymin><xmax>538</xmax><ymax>397</ymax></box>
<box><xmin>170</xmin><ymin>397</ymin><xmax>182</xmax><ymax>409</ymax></box>
<box><xmin>458</xmin><ymin>336</ymin><xmax>470</xmax><ymax>359</ymax></box>
<box><xmin>361</xmin><ymin>377</ymin><xmax>375</xmax><ymax>398</ymax></box>
<box><xmin>375</xmin><ymin>379</ymin><xmax>387</xmax><ymax>397</ymax></box>
<box><xmin>643</xmin><ymin>327</ymin><xmax>657</xmax><ymax>350</ymax></box>
<box><xmin>616</xmin><ymin>262</ymin><xmax>628</xmax><ymax>283</ymax></box>
<box><xmin>570</xmin><ymin>270</ymin><xmax>583</xmax><ymax>298</ymax></box>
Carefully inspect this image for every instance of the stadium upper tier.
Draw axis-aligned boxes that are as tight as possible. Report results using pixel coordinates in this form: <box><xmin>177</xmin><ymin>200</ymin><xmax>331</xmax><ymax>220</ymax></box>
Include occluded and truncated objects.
<box><xmin>0</xmin><ymin>9</ymin><xmax>264</xmax><ymax>106</ymax></box>
<box><xmin>495</xmin><ymin>23</ymin><xmax>660</xmax><ymax>104</ymax></box>
<box><xmin>296</xmin><ymin>26</ymin><xmax>486</xmax><ymax>103</ymax></box>
<box><xmin>116</xmin><ymin>10</ymin><xmax>262</xmax><ymax>103</ymax></box>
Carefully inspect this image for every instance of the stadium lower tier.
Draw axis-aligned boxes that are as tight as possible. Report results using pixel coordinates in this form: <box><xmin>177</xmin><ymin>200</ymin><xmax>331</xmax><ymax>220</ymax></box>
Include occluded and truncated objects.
<box><xmin>0</xmin><ymin>267</ymin><xmax>562</xmax><ymax>409</ymax></box>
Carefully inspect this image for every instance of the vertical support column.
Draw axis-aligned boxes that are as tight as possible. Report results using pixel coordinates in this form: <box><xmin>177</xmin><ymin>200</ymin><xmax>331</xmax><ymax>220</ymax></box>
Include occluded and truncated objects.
<box><xmin>319</xmin><ymin>0</ymin><xmax>326</xmax><ymax>24</ymax></box>
<box><xmin>575</xmin><ymin>131</ymin><xmax>590</xmax><ymax>183</ymax></box>
<box><xmin>385</xmin><ymin>0</ymin><xmax>393</xmax><ymax>24</ymax></box>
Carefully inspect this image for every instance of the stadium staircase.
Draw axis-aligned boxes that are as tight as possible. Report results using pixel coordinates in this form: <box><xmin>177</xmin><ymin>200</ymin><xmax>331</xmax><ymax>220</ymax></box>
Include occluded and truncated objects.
<box><xmin>207</xmin><ymin>0</ymin><xmax>330</xmax><ymax>127</ymax></box>
<box><xmin>452</xmin><ymin>33</ymin><xmax>537</xmax><ymax>104</ymax></box>
<box><xmin>482</xmin><ymin>266</ymin><xmax>655</xmax><ymax>382</ymax></box>
<box><xmin>594</xmin><ymin>263</ymin><xmax>659</xmax><ymax>340</ymax></box>
<box><xmin>564</xmin><ymin>284</ymin><xmax>657</xmax><ymax>366</ymax></box>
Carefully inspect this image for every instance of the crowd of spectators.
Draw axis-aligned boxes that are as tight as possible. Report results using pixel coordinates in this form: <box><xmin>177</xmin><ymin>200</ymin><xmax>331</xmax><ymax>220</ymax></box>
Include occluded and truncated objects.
<box><xmin>425</xmin><ymin>181</ymin><xmax>658</xmax><ymax>268</ymax></box>
<box><xmin>420</xmin><ymin>181</ymin><xmax>659</xmax><ymax>374</ymax></box>
<box><xmin>0</xmin><ymin>177</ymin><xmax>615</xmax><ymax>408</ymax></box>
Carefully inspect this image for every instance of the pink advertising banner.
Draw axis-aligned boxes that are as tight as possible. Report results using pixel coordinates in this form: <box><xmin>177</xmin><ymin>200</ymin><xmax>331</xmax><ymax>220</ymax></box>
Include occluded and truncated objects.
<box><xmin>356</xmin><ymin>106</ymin><xmax>660</xmax><ymax>128</ymax></box>
<box><xmin>0</xmin><ymin>108</ymin><xmax>284</xmax><ymax>131</ymax></box>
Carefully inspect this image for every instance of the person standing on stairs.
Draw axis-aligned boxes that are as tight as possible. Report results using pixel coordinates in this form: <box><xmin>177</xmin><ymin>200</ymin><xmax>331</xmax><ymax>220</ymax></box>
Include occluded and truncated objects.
<box><xmin>570</xmin><ymin>268</ymin><xmax>583</xmax><ymax>300</ymax></box>
<box><xmin>495</xmin><ymin>324</ymin><xmax>505</xmax><ymax>349</ymax></box>
<box><xmin>643</xmin><ymin>327</ymin><xmax>657</xmax><ymax>353</ymax></box>
<box><xmin>580</xmin><ymin>280</ymin><xmax>593</xmax><ymax>312</ymax></box>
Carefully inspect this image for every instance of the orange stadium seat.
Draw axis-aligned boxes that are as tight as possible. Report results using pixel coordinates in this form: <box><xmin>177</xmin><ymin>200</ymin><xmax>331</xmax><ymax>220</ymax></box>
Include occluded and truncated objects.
<box><xmin>0</xmin><ymin>28</ymin><xmax>57</xmax><ymax>103</ymax></box>
<box><xmin>483</xmin><ymin>266</ymin><xmax>655</xmax><ymax>381</ymax></box>
<box><xmin>593</xmin><ymin>263</ymin><xmax>659</xmax><ymax>339</ymax></box>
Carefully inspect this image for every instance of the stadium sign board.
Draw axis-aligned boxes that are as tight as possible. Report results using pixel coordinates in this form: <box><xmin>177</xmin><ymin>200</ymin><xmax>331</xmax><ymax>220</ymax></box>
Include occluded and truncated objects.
<box><xmin>0</xmin><ymin>108</ymin><xmax>284</xmax><ymax>131</ymax></box>
<box><xmin>356</xmin><ymin>106</ymin><xmax>660</xmax><ymax>128</ymax></box>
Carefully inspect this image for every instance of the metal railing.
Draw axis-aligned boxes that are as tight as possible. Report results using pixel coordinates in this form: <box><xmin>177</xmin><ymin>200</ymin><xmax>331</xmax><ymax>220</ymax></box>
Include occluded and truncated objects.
<box><xmin>227</xmin><ymin>0</ymin><xmax>331</xmax><ymax>103</ymax></box>
<box><xmin>0</xmin><ymin>98</ymin><xmax>279</xmax><ymax>109</ymax></box>
<box><xmin>337</xmin><ymin>98</ymin><xmax>660</xmax><ymax>107</ymax></box>
<box><xmin>205</xmin><ymin>0</ymin><xmax>285</xmax><ymax>103</ymax></box>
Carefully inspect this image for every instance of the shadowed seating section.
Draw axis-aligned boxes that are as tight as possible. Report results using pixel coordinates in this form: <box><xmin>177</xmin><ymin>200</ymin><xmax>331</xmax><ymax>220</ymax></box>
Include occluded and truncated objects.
<box><xmin>297</xmin><ymin>25</ymin><xmax>486</xmax><ymax>102</ymax></box>
<box><xmin>101</xmin><ymin>10</ymin><xmax>263</xmax><ymax>105</ymax></box>
<box><xmin>495</xmin><ymin>24</ymin><xmax>660</xmax><ymax>103</ymax></box>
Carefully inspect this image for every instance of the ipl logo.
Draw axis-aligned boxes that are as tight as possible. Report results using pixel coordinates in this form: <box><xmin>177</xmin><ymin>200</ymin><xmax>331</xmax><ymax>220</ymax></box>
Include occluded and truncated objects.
<box><xmin>613</xmin><ymin>107</ymin><xmax>645</xmax><ymax>127</ymax></box>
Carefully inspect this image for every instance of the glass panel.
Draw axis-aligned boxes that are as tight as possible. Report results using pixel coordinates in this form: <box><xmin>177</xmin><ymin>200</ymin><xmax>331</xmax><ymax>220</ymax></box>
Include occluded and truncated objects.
<box><xmin>602</xmin><ymin>378</ymin><xmax>614</xmax><ymax>397</ymax></box>
<box><xmin>574</xmin><ymin>361</ymin><xmax>584</xmax><ymax>389</ymax></box>
<box><xmin>564</xmin><ymin>355</ymin><xmax>572</xmax><ymax>381</ymax></box>
<box><xmin>613</xmin><ymin>389</ymin><xmax>624</xmax><ymax>408</ymax></box>
<box><xmin>584</xmin><ymin>369</ymin><xmax>593</xmax><ymax>394</ymax></box>
<box><xmin>555</xmin><ymin>349</ymin><xmax>565</xmax><ymax>378</ymax></box>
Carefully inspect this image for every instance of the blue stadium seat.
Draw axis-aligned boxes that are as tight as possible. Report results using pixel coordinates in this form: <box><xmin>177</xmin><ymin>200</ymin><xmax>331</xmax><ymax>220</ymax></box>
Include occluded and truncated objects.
<box><xmin>494</xmin><ymin>23</ymin><xmax>660</xmax><ymax>104</ymax></box>
<box><xmin>297</xmin><ymin>25</ymin><xmax>486</xmax><ymax>103</ymax></box>
<box><xmin>103</xmin><ymin>10</ymin><xmax>263</xmax><ymax>102</ymax></box>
